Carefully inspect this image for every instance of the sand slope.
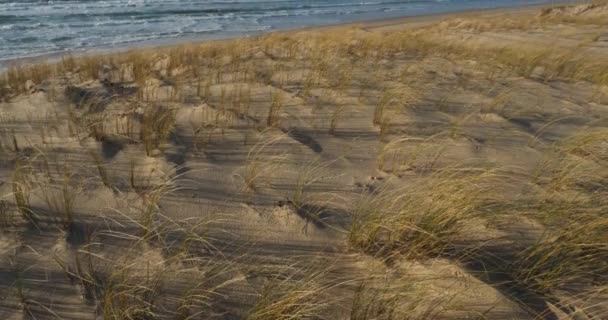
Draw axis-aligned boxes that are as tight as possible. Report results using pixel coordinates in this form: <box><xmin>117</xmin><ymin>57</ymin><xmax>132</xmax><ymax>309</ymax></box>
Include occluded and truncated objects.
<box><xmin>1</xmin><ymin>2</ymin><xmax>608</xmax><ymax>319</ymax></box>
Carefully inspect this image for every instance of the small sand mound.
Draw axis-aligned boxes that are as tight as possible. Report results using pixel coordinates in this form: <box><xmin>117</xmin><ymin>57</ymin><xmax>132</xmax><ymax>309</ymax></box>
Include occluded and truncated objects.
<box><xmin>539</xmin><ymin>2</ymin><xmax>608</xmax><ymax>18</ymax></box>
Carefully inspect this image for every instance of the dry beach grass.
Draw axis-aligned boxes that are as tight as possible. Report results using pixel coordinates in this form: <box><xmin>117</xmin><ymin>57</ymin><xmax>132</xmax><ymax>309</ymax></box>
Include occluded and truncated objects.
<box><xmin>1</xmin><ymin>1</ymin><xmax>608</xmax><ymax>319</ymax></box>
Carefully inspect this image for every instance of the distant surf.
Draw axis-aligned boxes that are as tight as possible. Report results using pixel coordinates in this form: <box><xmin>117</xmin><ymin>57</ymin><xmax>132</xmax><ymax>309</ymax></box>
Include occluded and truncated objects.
<box><xmin>0</xmin><ymin>0</ymin><xmax>558</xmax><ymax>64</ymax></box>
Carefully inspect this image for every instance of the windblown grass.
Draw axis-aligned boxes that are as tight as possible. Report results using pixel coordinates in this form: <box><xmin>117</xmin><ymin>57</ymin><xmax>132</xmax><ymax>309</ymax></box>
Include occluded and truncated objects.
<box><xmin>35</xmin><ymin>164</ymin><xmax>80</xmax><ymax>230</ymax></box>
<box><xmin>1</xmin><ymin>3</ymin><xmax>607</xmax><ymax>318</ymax></box>
<box><xmin>247</xmin><ymin>263</ymin><xmax>334</xmax><ymax>320</ymax></box>
<box><xmin>240</xmin><ymin>132</ymin><xmax>286</xmax><ymax>192</ymax></box>
<box><xmin>12</xmin><ymin>157</ymin><xmax>34</xmax><ymax>224</ymax></box>
<box><xmin>141</xmin><ymin>103</ymin><xmax>176</xmax><ymax>156</ymax></box>
<box><xmin>267</xmin><ymin>89</ymin><xmax>285</xmax><ymax>128</ymax></box>
<box><xmin>349</xmin><ymin>169</ymin><xmax>495</xmax><ymax>259</ymax></box>
<box><xmin>513</xmin><ymin>217</ymin><xmax>608</xmax><ymax>293</ymax></box>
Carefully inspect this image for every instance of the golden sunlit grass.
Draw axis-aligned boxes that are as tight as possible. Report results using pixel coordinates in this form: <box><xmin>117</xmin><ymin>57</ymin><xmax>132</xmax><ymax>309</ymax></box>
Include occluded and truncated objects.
<box><xmin>329</xmin><ymin>105</ymin><xmax>345</xmax><ymax>135</ymax></box>
<box><xmin>498</xmin><ymin>126</ymin><xmax>608</xmax><ymax>308</ymax></box>
<box><xmin>12</xmin><ymin>157</ymin><xmax>34</xmax><ymax>224</ymax></box>
<box><xmin>513</xmin><ymin>217</ymin><xmax>608</xmax><ymax>293</ymax></box>
<box><xmin>35</xmin><ymin>164</ymin><xmax>80</xmax><ymax>230</ymax></box>
<box><xmin>350</xmin><ymin>283</ymin><xmax>400</xmax><ymax>320</ymax></box>
<box><xmin>247</xmin><ymin>263</ymin><xmax>334</xmax><ymax>320</ymax></box>
<box><xmin>349</xmin><ymin>169</ymin><xmax>494</xmax><ymax>259</ymax></box>
<box><xmin>377</xmin><ymin>135</ymin><xmax>448</xmax><ymax>174</ymax></box>
<box><xmin>267</xmin><ymin>89</ymin><xmax>285</xmax><ymax>128</ymax></box>
<box><xmin>289</xmin><ymin>159</ymin><xmax>335</xmax><ymax>210</ymax></box>
<box><xmin>561</xmin><ymin>127</ymin><xmax>608</xmax><ymax>163</ymax></box>
<box><xmin>1</xmin><ymin>4</ymin><xmax>606</xmax><ymax>101</ymax></box>
<box><xmin>1</xmin><ymin>2</ymin><xmax>608</xmax><ymax>318</ymax></box>
<box><xmin>240</xmin><ymin>132</ymin><xmax>286</xmax><ymax>192</ymax></box>
<box><xmin>141</xmin><ymin>103</ymin><xmax>177</xmax><ymax>156</ymax></box>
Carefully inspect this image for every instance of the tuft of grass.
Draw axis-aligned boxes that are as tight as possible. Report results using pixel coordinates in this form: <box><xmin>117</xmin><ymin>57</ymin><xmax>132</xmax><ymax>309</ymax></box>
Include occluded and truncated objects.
<box><xmin>290</xmin><ymin>160</ymin><xmax>325</xmax><ymax>210</ymax></box>
<box><xmin>379</xmin><ymin>117</ymin><xmax>392</xmax><ymax>142</ymax></box>
<box><xmin>105</xmin><ymin>268</ymin><xmax>165</xmax><ymax>319</ymax></box>
<box><xmin>3</xmin><ymin>64</ymin><xmax>53</xmax><ymax>95</ymax></box>
<box><xmin>82</xmin><ymin>111</ymin><xmax>107</xmax><ymax>142</ymax></box>
<box><xmin>374</xmin><ymin>90</ymin><xmax>396</xmax><ymax>126</ymax></box>
<box><xmin>79</xmin><ymin>56</ymin><xmax>103</xmax><ymax>80</ymax></box>
<box><xmin>247</xmin><ymin>263</ymin><xmax>333</xmax><ymax>320</ymax></box>
<box><xmin>329</xmin><ymin>105</ymin><xmax>345</xmax><ymax>135</ymax></box>
<box><xmin>373</xmin><ymin>87</ymin><xmax>418</xmax><ymax>126</ymax></box>
<box><xmin>60</xmin><ymin>54</ymin><xmax>77</xmax><ymax>74</ymax></box>
<box><xmin>377</xmin><ymin>135</ymin><xmax>447</xmax><ymax>174</ymax></box>
<box><xmin>240</xmin><ymin>133</ymin><xmax>286</xmax><ymax>192</ymax></box>
<box><xmin>513</xmin><ymin>217</ymin><xmax>608</xmax><ymax>293</ymax></box>
<box><xmin>349</xmin><ymin>170</ymin><xmax>492</xmax><ymax>259</ymax></box>
<box><xmin>190</xmin><ymin>104</ymin><xmax>216</xmax><ymax>149</ymax></box>
<box><xmin>171</xmin><ymin>80</ymin><xmax>183</xmax><ymax>102</ymax></box>
<box><xmin>351</xmin><ymin>284</ymin><xmax>399</xmax><ymax>320</ymax></box>
<box><xmin>560</xmin><ymin>127</ymin><xmax>608</xmax><ymax>164</ymax></box>
<box><xmin>51</xmin><ymin>210</ymin><xmax>242</xmax><ymax>319</ymax></box>
<box><xmin>267</xmin><ymin>89</ymin><xmax>285</xmax><ymax>128</ymax></box>
<box><xmin>12</xmin><ymin>158</ymin><xmax>34</xmax><ymax>223</ymax></box>
<box><xmin>139</xmin><ymin>182</ymin><xmax>176</xmax><ymax>239</ymax></box>
<box><xmin>38</xmin><ymin>165</ymin><xmax>79</xmax><ymax>230</ymax></box>
<box><xmin>350</xmin><ymin>274</ymin><xmax>477</xmax><ymax>320</ymax></box>
<box><xmin>141</xmin><ymin>103</ymin><xmax>176</xmax><ymax>156</ymax></box>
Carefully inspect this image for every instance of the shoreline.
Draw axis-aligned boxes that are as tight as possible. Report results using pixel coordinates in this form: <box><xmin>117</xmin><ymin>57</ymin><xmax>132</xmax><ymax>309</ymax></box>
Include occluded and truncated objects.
<box><xmin>0</xmin><ymin>0</ymin><xmax>584</xmax><ymax>71</ymax></box>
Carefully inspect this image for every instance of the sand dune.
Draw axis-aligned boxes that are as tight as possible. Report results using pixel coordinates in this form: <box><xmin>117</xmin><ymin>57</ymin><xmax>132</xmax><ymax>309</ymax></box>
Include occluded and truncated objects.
<box><xmin>1</xmin><ymin>2</ymin><xmax>608</xmax><ymax>319</ymax></box>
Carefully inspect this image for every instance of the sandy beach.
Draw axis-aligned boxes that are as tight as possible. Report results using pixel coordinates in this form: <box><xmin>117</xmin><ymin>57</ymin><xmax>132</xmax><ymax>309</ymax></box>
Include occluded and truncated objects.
<box><xmin>1</xmin><ymin>1</ymin><xmax>608</xmax><ymax>319</ymax></box>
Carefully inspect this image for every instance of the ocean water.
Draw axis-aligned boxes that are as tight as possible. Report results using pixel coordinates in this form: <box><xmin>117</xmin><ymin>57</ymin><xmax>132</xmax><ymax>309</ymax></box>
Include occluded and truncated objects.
<box><xmin>0</xmin><ymin>0</ymin><xmax>554</xmax><ymax>63</ymax></box>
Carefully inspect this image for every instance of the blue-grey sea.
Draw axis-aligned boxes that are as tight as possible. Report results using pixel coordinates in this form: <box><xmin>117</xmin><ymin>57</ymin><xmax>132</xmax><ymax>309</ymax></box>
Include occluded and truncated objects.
<box><xmin>0</xmin><ymin>0</ymin><xmax>556</xmax><ymax>63</ymax></box>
